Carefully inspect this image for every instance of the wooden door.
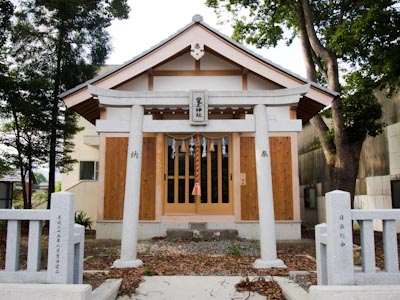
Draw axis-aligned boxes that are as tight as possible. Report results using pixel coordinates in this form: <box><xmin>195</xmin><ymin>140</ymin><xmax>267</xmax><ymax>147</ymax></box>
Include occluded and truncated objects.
<box><xmin>240</xmin><ymin>136</ymin><xmax>294</xmax><ymax>220</ymax></box>
<box><xmin>164</xmin><ymin>136</ymin><xmax>233</xmax><ymax>215</ymax></box>
<box><xmin>103</xmin><ymin>137</ymin><xmax>156</xmax><ymax>220</ymax></box>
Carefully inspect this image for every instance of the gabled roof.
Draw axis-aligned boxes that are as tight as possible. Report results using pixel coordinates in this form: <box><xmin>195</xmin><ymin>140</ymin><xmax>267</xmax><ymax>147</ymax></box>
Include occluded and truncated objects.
<box><xmin>61</xmin><ymin>15</ymin><xmax>337</xmax><ymax>123</ymax></box>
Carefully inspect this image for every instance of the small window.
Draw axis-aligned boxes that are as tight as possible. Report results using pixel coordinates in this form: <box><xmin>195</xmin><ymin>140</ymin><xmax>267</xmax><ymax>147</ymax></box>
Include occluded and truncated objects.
<box><xmin>391</xmin><ymin>180</ymin><xmax>400</xmax><ymax>209</ymax></box>
<box><xmin>304</xmin><ymin>187</ymin><xmax>316</xmax><ymax>209</ymax></box>
<box><xmin>79</xmin><ymin>161</ymin><xmax>99</xmax><ymax>181</ymax></box>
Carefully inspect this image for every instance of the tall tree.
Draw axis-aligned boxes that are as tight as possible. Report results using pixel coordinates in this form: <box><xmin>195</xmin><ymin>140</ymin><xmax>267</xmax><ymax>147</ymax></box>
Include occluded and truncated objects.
<box><xmin>10</xmin><ymin>0</ymin><xmax>130</xmax><ymax>208</ymax></box>
<box><xmin>0</xmin><ymin>71</ymin><xmax>49</xmax><ymax>208</ymax></box>
<box><xmin>0</xmin><ymin>0</ymin><xmax>15</xmax><ymax>178</ymax></box>
<box><xmin>207</xmin><ymin>0</ymin><xmax>400</xmax><ymax>203</ymax></box>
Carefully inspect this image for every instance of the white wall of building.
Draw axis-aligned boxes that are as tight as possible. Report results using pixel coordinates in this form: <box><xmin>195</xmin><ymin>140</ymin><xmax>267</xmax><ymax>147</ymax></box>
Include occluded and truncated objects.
<box><xmin>62</xmin><ymin>117</ymin><xmax>99</xmax><ymax>228</ymax></box>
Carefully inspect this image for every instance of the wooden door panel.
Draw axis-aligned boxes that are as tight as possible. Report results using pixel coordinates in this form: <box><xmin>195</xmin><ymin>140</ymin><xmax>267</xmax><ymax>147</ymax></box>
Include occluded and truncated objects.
<box><xmin>139</xmin><ymin>137</ymin><xmax>156</xmax><ymax>220</ymax></box>
<box><xmin>104</xmin><ymin>138</ymin><xmax>128</xmax><ymax>220</ymax></box>
<box><xmin>104</xmin><ymin>137</ymin><xmax>156</xmax><ymax>220</ymax></box>
<box><xmin>240</xmin><ymin>137</ymin><xmax>259</xmax><ymax>220</ymax></box>
<box><xmin>240</xmin><ymin>136</ymin><xmax>293</xmax><ymax>221</ymax></box>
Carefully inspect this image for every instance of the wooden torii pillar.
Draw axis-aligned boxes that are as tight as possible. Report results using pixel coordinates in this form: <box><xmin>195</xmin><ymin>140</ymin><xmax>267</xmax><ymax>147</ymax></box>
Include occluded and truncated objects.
<box><xmin>89</xmin><ymin>84</ymin><xmax>309</xmax><ymax>268</ymax></box>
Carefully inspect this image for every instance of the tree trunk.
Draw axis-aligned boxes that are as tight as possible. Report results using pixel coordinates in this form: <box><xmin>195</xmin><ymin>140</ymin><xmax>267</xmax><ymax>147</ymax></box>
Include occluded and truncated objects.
<box><xmin>297</xmin><ymin>1</ymin><xmax>316</xmax><ymax>82</ymax></box>
<box><xmin>300</xmin><ymin>0</ymin><xmax>340</xmax><ymax>92</ymax></box>
<box><xmin>331</xmin><ymin>140</ymin><xmax>364</xmax><ymax>207</ymax></box>
<box><xmin>19</xmin><ymin>168</ymin><xmax>28</xmax><ymax>209</ymax></box>
<box><xmin>27</xmin><ymin>158</ymin><xmax>32</xmax><ymax>209</ymax></box>
<box><xmin>11</xmin><ymin>109</ymin><xmax>28</xmax><ymax>208</ymax></box>
<box><xmin>47</xmin><ymin>29</ymin><xmax>64</xmax><ymax>209</ymax></box>
<box><xmin>297</xmin><ymin>0</ymin><xmax>364</xmax><ymax>207</ymax></box>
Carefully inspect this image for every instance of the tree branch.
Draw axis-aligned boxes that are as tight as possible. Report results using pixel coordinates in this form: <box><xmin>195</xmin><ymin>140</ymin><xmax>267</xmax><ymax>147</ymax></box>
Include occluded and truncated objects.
<box><xmin>309</xmin><ymin>114</ymin><xmax>336</xmax><ymax>166</ymax></box>
<box><xmin>311</xmin><ymin>49</ymin><xmax>328</xmax><ymax>81</ymax></box>
<box><xmin>297</xmin><ymin>1</ymin><xmax>317</xmax><ymax>81</ymax></box>
<box><xmin>300</xmin><ymin>0</ymin><xmax>340</xmax><ymax>91</ymax></box>
<box><xmin>331</xmin><ymin>97</ymin><xmax>347</xmax><ymax>161</ymax></box>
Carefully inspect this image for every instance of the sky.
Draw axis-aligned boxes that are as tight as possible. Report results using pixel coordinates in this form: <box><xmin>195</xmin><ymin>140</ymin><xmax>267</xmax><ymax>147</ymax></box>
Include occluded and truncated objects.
<box><xmin>106</xmin><ymin>0</ymin><xmax>306</xmax><ymax>77</ymax></box>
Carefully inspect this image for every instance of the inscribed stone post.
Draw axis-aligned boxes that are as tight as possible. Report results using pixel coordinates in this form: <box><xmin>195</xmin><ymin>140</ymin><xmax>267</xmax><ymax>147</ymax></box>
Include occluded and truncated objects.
<box><xmin>47</xmin><ymin>192</ymin><xmax>75</xmax><ymax>284</ymax></box>
<box><xmin>326</xmin><ymin>190</ymin><xmax>355</xmax><ymax>285</ymax></box>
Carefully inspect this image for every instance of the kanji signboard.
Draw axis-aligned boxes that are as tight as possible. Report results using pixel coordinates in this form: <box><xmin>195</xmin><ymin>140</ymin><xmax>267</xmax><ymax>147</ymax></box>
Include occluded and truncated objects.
<box><xmin>190</xmin><ymin>90</ymin><xmax>208</xmax><ymax>125</ymax></box>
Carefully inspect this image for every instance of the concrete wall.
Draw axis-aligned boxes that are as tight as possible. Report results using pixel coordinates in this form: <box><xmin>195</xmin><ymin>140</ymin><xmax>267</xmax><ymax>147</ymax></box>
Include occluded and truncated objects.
<box><xmin>298</xmin><ymin>89</ymin><xmax>400</xmax><ymax>226</ymax></box>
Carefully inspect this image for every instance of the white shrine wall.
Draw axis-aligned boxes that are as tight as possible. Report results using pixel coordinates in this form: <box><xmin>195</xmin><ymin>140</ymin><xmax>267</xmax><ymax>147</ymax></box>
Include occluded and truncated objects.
<box><xmin>153</xmin><ymin>76</ymin><xmax>242</xmax><ymax>91</ymax></box>
<box><xmin>155</xmin><ymin>52</ymin><xmax>196</xmax><ymax>70</ymax></box>
<box><xmin>116</xmin><ymin>73</ymin><xmax>148</xmax><ymax>91</ymax></box>
<box><xmin>248</xmin><ymin>72</ymin><xmax>281</xmax><ymax>90</ymax></box>
<box><xmin>104</xmin><ymin>105</ymin><xmax>291</xmax><ymax>124</ymax></box>
<box><xmin>199</xmin><ymin>52</ymin><xmax>242</xmax><ymax>70</ymax></box>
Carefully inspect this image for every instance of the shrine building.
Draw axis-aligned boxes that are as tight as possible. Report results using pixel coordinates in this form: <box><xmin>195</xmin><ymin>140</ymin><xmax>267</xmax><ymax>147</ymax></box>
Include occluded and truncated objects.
<box><xmin>60</xmin><ymin>15</ymin><xmax>336</xmax><ymax>267</ymax></box>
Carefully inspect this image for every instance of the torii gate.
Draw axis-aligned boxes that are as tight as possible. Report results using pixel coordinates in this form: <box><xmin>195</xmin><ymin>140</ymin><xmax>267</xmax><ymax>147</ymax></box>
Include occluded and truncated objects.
<box><xmin>89</xmin><ymin>84</ymin><xmax>309</xmax><ymax>269</ymax></box>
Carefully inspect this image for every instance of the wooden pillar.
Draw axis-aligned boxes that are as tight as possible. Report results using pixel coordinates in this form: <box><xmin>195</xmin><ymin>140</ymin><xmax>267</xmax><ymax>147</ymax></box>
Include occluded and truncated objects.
<box><xmin>113</xmin><ymin>105</ymin><xmax>144</xmax><ymax>268</ymax></box>
<box><xmin>253</xmin><ymin>104</ymin><xmax>286</xmax><ymax>269</ymax></box>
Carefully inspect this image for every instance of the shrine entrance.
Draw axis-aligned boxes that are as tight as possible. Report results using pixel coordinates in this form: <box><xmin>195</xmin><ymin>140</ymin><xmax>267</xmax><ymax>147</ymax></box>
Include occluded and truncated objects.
<box><xmin>164</xmin><ymin>134</ymin><xmax>233</xmax><ymax>215</ymax></box>
<box><xmin>87</xmin><ymin>84</ymin><xmax>311</xmax><ymax>269</ymax></box>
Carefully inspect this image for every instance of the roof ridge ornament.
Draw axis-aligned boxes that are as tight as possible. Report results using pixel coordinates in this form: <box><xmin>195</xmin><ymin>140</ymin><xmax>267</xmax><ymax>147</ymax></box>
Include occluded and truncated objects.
<box><xmin>192</xmin><ymin>14</ymin><xmax>203</xmax><ymax>22</ymax></box>
<box><xmin>190</xmin><ymin>42</ymin><xmax>204</xmax><ymax>60</ymax></box>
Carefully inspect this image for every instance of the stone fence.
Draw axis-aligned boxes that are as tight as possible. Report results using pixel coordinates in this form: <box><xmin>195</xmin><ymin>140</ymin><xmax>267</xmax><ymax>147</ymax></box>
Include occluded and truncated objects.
<box><xmin>315</xmin><ymin>190</ymin><xmax>400</xmax><ymax>285</ymax></box>
<box><xmin>0</xmin><ymin>192</ymin><xmax>84</xmax><ymax>284</ymax></box>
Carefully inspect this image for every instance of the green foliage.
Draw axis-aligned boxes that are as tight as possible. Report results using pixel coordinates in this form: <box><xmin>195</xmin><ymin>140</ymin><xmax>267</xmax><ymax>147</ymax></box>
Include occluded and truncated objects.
<box><xmin>353</xmin><ymin>221</ymin><xmax>360</xmax><ymax>231</ymax></box>
<box><xmin>55</xmin><ymin>181</ymin><xmax>62</xmax><ymax>192</ymax></box>
<box><xmin>31</xmin><ymin>192</ymin><xmax>47</xmax><ymax>208</ymax></box>
<box><xmin>0</xmin><ymin>0</ymin><xmax>130</xmax><ymax>207</ymax></box>
<box><xmin>324</xmin><ymin>128</ymin><xmax>335</xmax><ymax>149</ymax></box>
<box><xmin>0</xmin><ymin>1</ymin><xmax>13</xmax><ymax>43</ymax></box>
<box><xmin>207</xmin><ymin>1</ymin><xmax>398</xmax><ymax>198</ymax></box>
<box><xmin>207</xmin><ymin>0</ymin><xmax>298</xmax><ymax>48</ymax></box>
<box><xmin>34</xmin><ymin>173</ymin><xmax>47</xmax><ymax>189</ymax></box>
<box><xmin>225</xmin><ymin>240</ymin><xmax>242</xmax><ymax>256</ymax></box>
<box><xmin>248</xmin><ymin>239</ymin><xmax>261</xmax><ymax>252</ymax></box>
<box><xmin>341</xmin><ymin>72</ymin><xmax>385</xmax><ymax>141</ymax></box>
<box><xmin>12</xmin><ymin>186</ymin><xmax>21</xmax><ymax>199</ymax></box>
<box><xmin>206</xmin><ymin>0</ymin><xmax>399</xmax><ymax>92</ymax></box>
<box><xmin>13</xmin><ymin>199</ymin><xmax>23</xmax><ymax>209</ymax></box>
<box><xmin>74</xmin><ymin>210</ymin><xmax>93</xmax><ymax>229</ymax></box>
<box><xmin>144</xmin><ymin>246</ymin><xmax>152</xmax><ymax>255</ymax></box>
<box><xmin>32</xmin><ymin>192</ymin><xmax>47</xmax><ymax>201</ymax></box>
<box><xmin>308</xmin><ymin>142</ymin><xmax>321</xmax><ymax>151</ymax></box>
<box><xmin>105</xmin><ymin>249</ymin><xmax>119</xmax><ymax>257</ymax></box>
<box><xmin>144</xmin><ymin>267</ymin><xmax>154</xmax><ymax>276</ymax></box>
<box><xmin>0</xmin><ymin>159</ymin><xmax>10</xmax><ymax>177</ymax></box>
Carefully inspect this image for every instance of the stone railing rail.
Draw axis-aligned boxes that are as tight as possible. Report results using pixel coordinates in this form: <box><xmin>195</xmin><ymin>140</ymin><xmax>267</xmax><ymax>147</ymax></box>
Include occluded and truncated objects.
<box><xmin>315</xmin><ymin>190</ymin><xmax>400</xmax><ymax>286</ymax></box>
<box><xmin>0</xmin><ymin>192</ymin><xmax>84</xmax><ymax>284</ymax></box>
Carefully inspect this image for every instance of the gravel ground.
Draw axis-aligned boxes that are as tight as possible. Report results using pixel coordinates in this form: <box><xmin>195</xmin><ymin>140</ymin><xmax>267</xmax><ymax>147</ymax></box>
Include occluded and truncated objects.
<box><xmin>135</xmin><ymin>237</ymin><xmax>314</xmax><ymax>293</ymax></box>
<box><xmin>137</xmin><ymin>238</ymin><xmax>262</xmax><ymax>256</ymax></box>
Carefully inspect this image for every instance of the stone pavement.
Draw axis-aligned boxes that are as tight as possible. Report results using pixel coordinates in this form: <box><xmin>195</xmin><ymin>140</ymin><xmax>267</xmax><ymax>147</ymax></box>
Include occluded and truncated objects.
<box><xmin>116</xmin><ymin>276</ymin><xmax>307</xmax><ymax>300</ymax></box>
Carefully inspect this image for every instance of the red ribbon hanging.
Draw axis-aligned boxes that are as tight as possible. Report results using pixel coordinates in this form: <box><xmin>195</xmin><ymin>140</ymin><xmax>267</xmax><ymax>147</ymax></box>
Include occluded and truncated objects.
<box><xmin>191</xmin><ymin>133</ymin><xmax>201</xmax><ymax>196</ymax></box>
